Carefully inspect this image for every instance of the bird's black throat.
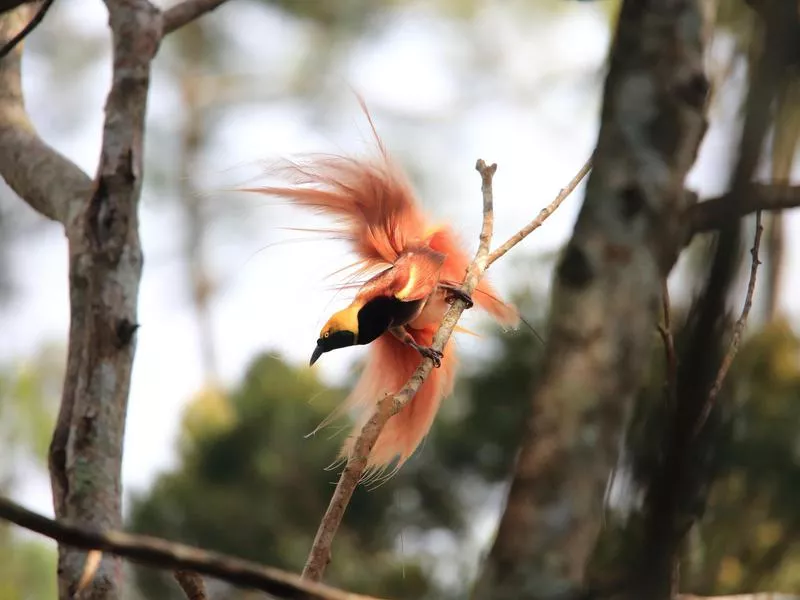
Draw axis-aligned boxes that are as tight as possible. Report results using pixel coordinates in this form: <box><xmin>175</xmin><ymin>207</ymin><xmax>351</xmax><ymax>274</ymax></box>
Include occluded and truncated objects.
<box><xmin>310</xmin><ymin>330</ymin><xmax>356</xmax><ymax>365</ymax></box>
<box><xmin>356</xmin><ymin>296</ymin><xmax>423</xmax><ymax>345</ymax></box>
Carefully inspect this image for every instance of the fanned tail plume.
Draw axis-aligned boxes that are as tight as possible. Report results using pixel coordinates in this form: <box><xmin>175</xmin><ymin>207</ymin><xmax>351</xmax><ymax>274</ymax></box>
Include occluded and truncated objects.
<box><xmin>239</xmin><ymin>98</ymin><xmax>517</xmax><ymax>469</ymax></box>
<box><xmin>340</xmin><ymin>325</ymin><xmax>457</xmax><ymax>472</ymax></box>
<box><xmin>428</xmin><ymin>227</ymin><xmax>519</xmax><ymax>328</ymax></box>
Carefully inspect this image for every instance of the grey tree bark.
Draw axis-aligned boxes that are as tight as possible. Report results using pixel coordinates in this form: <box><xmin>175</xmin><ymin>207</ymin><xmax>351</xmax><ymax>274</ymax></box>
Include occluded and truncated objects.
<box><xmin>0</xmin><ymin>1</ymin><xmax>228</xmax><ymax>597</ymax></box>
<box><xmin>471</xmin><ymin>1</ymin><xmax>707</xmax><ymax>598</ymax></box>
<box><xmin>474</xmin><ymin>1</ymin><xmax>798</xmax><ymax>599</ymax></box>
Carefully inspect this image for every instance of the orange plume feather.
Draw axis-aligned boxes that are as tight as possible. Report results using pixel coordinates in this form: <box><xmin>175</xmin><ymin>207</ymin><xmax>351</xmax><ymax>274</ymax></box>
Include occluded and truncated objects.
<box><xmin>242</xmin><ymin>99</ymin><xmax>517</xmax><ymax>470</ymax></box>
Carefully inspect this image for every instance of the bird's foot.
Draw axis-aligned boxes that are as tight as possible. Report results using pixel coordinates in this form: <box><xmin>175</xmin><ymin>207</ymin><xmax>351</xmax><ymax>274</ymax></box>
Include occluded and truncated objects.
<box><xmin>410</xmin><ymin>343</ymin><xmax>443</xmax><ymax>368</ymax></box>
<box><xmin>443</xmin><ymin>287</ymin><xmax>474</xmax><ymax>309</ymax></box>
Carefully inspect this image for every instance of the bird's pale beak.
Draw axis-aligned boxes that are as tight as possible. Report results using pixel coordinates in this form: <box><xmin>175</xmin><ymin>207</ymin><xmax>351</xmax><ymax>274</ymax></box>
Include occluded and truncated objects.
<box><xmin>310</xmin><ymin>344</ymin><xmax>324</xmax><ymax>366</ymax></box>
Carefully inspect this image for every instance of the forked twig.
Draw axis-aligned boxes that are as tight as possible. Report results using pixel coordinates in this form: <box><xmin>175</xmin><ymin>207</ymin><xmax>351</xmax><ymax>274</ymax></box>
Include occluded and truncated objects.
<box><xmin>695</xmin><ymin>210</ymin><xmax>763</xmax><ymax>434</ymax></box>
<box><xmin>302</xmin><ymin>157</ymin><xmax>588</xmax><ymax>581</ymax></box>
<box><xmin>302</xmin><ymin>159</ymin><xmax>497</xmax><ymax>581</ymax></box>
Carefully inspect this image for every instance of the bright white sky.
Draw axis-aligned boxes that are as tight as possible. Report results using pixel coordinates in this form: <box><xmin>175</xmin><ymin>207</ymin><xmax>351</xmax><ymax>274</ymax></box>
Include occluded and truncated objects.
<box><xmin>2</xmin><ymin>0</ymin><xmax>799</xmax><ymax>534</ymax></box>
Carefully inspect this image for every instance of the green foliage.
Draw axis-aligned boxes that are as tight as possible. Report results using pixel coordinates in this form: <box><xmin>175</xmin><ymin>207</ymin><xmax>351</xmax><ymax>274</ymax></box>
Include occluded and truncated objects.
<box><xmin>0</xmin><ymin>528</ymin><xmax>57</xmax><ymax>600</ymax></box>
<box><xmin>685</xmin><ymin>319</ymin><xmax>800</xmax><ymax>593</ymax></box>
<box><xmin>0</xmin><ymin>345</ymin><xmax>62</xmax><ymax>472</ymax></box>
<box><xmin>0</xmin><ymin>346</ymin><xmax>62</xmax><ymax>599</ymax></box>
<box><xmin>129</xmin><ymin>280</ymin><xmax>800</xmax><ymax>598</ymax></box>
<box><xmin>127</xmin><ymin>282</ymin><xmax>548</xmax><ymax>599</ymax></box>
<box><xmin>128</xmin><ymin>353</ymin><xmax>440</xmax><ymax>599</ymax></box>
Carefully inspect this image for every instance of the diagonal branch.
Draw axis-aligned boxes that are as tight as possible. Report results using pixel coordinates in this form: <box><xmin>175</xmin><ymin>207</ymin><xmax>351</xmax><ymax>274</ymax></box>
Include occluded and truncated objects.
<box><xmin>688</xmin><ymin>184</ymin><xmax>800</xmax><ymax>236</ymax></box>
<box><xmin>0</xmin><ymin>496</ymin><xmax>386</xmax><ymax>600</ymax></box>
<box><xmin>302</xmin><ymin>159</ymin><xmax>499</xmax><ymax>581</ymax></box>
<box><xmin>695</xmin><ymin>210</ymin><xmax>764</xmax><ymax>434</ymax></box>
<box><xmin>163</xmin><ymin>0</ymin><xmax>231</xmax><ymax>34</ymax></box>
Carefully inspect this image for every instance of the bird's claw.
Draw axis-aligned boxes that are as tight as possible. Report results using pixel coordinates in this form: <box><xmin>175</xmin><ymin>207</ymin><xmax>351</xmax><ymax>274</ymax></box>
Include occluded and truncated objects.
<box><xmin>414</xmin><ymin>345</ymin><xmax>443</xmax><ymax>368</ymax></box>
<box><xmin>445</xmin><ymin>288</ymin><xmax>474</xmax><ymax>309</ymax></box>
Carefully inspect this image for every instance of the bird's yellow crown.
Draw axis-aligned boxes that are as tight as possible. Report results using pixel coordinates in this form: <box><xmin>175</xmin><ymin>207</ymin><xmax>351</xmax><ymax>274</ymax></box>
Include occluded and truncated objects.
<box><xmin>320</xmin><ymin>303</ymin><xmax>360</xmax><ymax>342</ymax></box>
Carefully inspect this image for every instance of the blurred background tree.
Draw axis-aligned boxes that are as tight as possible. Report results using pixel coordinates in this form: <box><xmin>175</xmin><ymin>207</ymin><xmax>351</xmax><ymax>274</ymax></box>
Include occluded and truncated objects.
<box><xmin>0</xmin><ymin>345</ymin><xmax>62</xmax><ymax>600</ymax></box>
<box><xmin>1</xmin><ymin>0</ymin><xmax>799</xmax><ymax>598</ymax></box>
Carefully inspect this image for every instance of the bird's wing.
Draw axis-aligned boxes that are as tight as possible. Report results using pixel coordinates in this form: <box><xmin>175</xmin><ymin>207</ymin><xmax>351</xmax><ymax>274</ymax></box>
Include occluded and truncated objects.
<box><xmin>356</xmin><ymin>249</ymin><xmax>444</xmax><ymax>304</ymax></box>
<box><xmin>239</xmin><ymin>99</ymin><xmax>431</xmax><ymax>268</ymax></box>
<box><xmin>389</xmin><ymin>249</ymin><xmax>446</xmax><ymax>302</ymax></box>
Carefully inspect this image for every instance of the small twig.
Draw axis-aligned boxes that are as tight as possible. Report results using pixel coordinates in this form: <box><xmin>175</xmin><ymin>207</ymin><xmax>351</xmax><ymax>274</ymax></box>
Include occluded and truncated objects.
<box><xmin>174</xmin><ymin>570</ymin><xmax>208</xmax><ymax>600</ymax></box>
<box><xmin>0</xmin><ymin>0</ymin><xmax>53</xmax><ymax>59</ymax></box>
<box><xmin>657</xmin><ymin>279</ymin><xmax>677</xmax><ymax>405</ymax></box>
<box><xmin>302</xmin><ymin>159</ymin><xmax>499</xmax><ymax>582</ymax></box>
<box><xmin>486</xmin><ymin>156</ymin><xmax>592</xmax><ymax>267</ymax></box>
<box><xmin>695</xmin><ymin>210</ymin><xmax>763</xmax><ymax>434</ymax></box>
<box><xmin>0</xmin><ymin>496</ymin><xmax>384</xmax><ymax>600</ymax></box>
<box><xmin>163</xmin><ymin>0</ymin><xmax>230</xmax><ymax>35</ymax></box>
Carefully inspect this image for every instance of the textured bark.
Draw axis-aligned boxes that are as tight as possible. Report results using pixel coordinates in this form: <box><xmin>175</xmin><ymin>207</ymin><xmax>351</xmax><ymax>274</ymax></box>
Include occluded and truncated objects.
<box><xmin>48</xmin><ymin>2</ymin><xmax>160</xmax><ymax>598</ymax></box>
<box><xmin>587</xmin><ymin>4</ymin><xmax>794</xmax><ymax>600</ymax></box>
<box><xmin>0</xmin><ymin>1</ymin><xmax>230</xmax><ymax>597</ymax></box>
<box><xmin>471</xmin><ymin>2</ymin><xmax>707</xmax><ymax>599</ymax></box>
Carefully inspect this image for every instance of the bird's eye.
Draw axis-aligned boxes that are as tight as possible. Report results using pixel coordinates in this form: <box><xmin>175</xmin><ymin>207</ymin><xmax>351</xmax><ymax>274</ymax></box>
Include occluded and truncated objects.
<box><xmin>323</xmin><ymin>332</ymin><xmax>329</xmax><ymax>338</ymax></box>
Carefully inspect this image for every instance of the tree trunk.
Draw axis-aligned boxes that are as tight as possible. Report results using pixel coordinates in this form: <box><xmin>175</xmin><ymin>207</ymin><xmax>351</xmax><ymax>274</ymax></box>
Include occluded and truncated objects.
<box><xmin>471</xmin><ymin>2</ymin><xmax>707</xmax><ymax>599</ymax></box>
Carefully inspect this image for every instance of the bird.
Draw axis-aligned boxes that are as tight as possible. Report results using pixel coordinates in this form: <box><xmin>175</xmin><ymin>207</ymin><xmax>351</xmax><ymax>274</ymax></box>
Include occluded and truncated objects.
<box><xmin>243</xmin><ymin>101</ymin><xmax>518</xmax><ymax>471</ymax></box>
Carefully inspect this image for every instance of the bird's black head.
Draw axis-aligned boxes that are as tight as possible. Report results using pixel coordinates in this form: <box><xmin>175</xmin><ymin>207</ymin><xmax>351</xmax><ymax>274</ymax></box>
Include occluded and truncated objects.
<box><xmin>310</xmin><ymin>330</ymin><xmax>357</xmax><ymax>366</ymax></box>
<box><xmin>310</xmin><ymin>306</ymin><xmax>360</xmax><ymax>366</ymax></box>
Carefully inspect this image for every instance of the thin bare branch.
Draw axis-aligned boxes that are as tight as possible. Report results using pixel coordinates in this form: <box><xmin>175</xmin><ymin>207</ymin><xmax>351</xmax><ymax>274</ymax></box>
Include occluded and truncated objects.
<box><xmin>657</xmin><ymin>279</ymin><xmax>677</xmax><ymax>405</ymax></box>
<box><xmin>0</xmin><ymin>496</ymin><xmax>387</xmax><ymax>600</ymax></box>
<box><xmin>696</xmin><ymin>210</ymin><xmax>763</xmax><ymax>433</ymax></box>
<box><xmin>163</xmin><ymin>0</ymin><xmax>231</xmax><ymax>35</ymax></box>
<box><xmin>689</xmin><ymin>184</ymin><xmax>800</xmax><ymax>236</ymax></box>
<box><xmin>174</xmin><ymin>570</ymin><xmax>208</xmax><ymax>600</ymax></box>
<box><xmin>487</xmin><ymin>156</ymin><xmax>592</xmax><ymax>267</ymax></box>
<box><xmin>302</xmin><ymin>159</ymin><xmax>500</xmax><ymax>582</ymax></box>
